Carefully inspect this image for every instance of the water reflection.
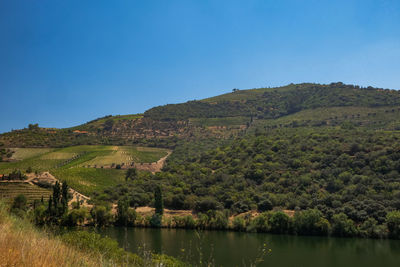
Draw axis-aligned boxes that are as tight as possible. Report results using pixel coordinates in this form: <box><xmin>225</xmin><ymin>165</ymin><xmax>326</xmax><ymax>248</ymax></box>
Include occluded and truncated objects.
<box><xmin>96</xmin><ymin>227</ymin><xmax>400</xmax><ymax>267</ymax></box>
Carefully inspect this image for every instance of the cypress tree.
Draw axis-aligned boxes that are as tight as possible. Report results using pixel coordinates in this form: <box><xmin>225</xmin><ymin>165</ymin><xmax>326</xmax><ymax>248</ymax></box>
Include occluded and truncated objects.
<box><xmin>61</xmin><ymin>181</ymin><xmax>69</xmax><ymax>202</ymax></box>
<box><xmin>61</xmin><ymin>181</ymin><xmax>69</xmax><ymax>215</ymax></box>
<box><xmin>53</xmin><ymin>181</ymin><xmax>60</xmax><ymax>206</ymax></box>
<box><xmin>154</xmin><ymin>186</ymin><xmax>163</xmax><ymax>215</ymax></box>
<box><xmin>116</xmin><ymin>198</ymin><xmax>129</xmax><ymax>226</ymax></box>
<box><xmin>47</xmin><ymin>195</ymin><xmax>53</xmax><ymax>215</ymax></box>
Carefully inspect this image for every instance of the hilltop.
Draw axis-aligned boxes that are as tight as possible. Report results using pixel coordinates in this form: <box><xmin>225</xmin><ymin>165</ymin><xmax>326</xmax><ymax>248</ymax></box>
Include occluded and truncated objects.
<box><xmin>1</xmin><ymin>82</ymin><xmax>400</xmax><ymax>148</ymax></box>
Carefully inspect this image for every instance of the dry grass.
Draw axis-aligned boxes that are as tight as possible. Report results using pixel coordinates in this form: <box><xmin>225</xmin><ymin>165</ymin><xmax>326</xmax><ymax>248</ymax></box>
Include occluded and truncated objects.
<box><xmin>0</xmin><ymin>204</ymin><xmax>104</xmax><ymax>267</ymax></box>
<box><xmin>136</xmin><ymin>206</ymin><xmax>194</xmax><ymax>219</ymax></box>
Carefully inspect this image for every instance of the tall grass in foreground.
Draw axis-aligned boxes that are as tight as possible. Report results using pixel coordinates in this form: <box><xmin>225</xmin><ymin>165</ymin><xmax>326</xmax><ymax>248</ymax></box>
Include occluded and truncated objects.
<box><xmin>0</xmin><ymin>202</ymin><xmax>102</xmax><ymax>267</ymax></box>
<box><xmin>0</xmin><ymin>201</ymin><xmax>187</xmax><ymax>266</ymax></box>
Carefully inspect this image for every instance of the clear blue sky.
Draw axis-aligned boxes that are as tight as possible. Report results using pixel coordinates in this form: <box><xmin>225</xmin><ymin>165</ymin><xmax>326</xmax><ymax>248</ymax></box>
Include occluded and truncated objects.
<box><xmin>1</xmin><ymin>0</ymin><xmax>399</xmax><ymax>133</ymax></box>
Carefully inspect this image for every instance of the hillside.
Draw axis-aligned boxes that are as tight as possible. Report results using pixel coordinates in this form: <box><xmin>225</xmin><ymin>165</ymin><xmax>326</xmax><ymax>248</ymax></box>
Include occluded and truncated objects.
<box><xmin>2</xmin><ymin>82</ymin><xmax>400</xmax><ymax>149</ymax></box>
<box><xmin>0</xmin><ymin>145</ymin><xmax>169</xmax><ymax>196</ymax></box>
<box><xmin>2</xmin><ymin>82</ymin><xmax>400</xmax><ymax>239</ymax></box>
<box><xmin>144</xmin><ymin>82</ymin><xmax>400</xmax><ymax>120</ymax></box>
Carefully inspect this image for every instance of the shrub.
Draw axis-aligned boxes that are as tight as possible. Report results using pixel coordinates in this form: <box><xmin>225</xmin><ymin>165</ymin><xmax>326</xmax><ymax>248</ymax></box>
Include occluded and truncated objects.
<box><xmin>62</xmin><ymin>208</ymin><xmax>88</xmax><ymax>226</ymax></box>
<box><xmin>331</xmin><ymin>213</ymin><xmax>357</xmax><ymax>237</ymax></box>
<box><xmin>173</xmin><ymin>215</ymin><xmax>196</xmax><ymax>229</ymax></box>
<box><xmin>258</xmin><ymin>199</ymin><xmax>273</xmax><ymax>212</ymax></box>
<box><xmin>61</xmin><ymin>231</ymin><xmax>143</xmax><ymax>265</ymax></box>
<box><xmin>150</xmin><ymin>213</ymin><xmax>162</xmax><ymax>227</ymax></box>
<box><xmin>247</xmin><ymin>213</ymin><xmax>269</xmax><ymax>233</ymax></box>
<box><xmin>209</xmin><ymin>211</ymin><xmax>228</xmax><ymax>230</ymax></box>
<box><xmin>11</xmin><ymin>194</ymin><xmax>27</xmax><ymax>216</ymax></box>
<box><xmin>293</xmin><ymin>209</ymin><xmax>330</xmax><ymax>236</ymax></box>
<box><xmin>232</xmin><ymin>216</ymin><xmax>247</xmax><ymax>231</ymax></box>
<box><xmin>268</xmin><ymin>211</ymin><xmax>290</xmax><ymax>234</ymax></box>
<box><xmin>90</xmin><ymin>206</ymin><xmax>112</xmax><ymax>226</ymax></box>
<box><xmin>387</xmin><ymin>211</ymin><xmax>400</xmax><ymax>239</ymax></box>
<box><xmin>195</xmin><ymin>197</ymin><xmax>222</xmax><ymax>212</ymax></box>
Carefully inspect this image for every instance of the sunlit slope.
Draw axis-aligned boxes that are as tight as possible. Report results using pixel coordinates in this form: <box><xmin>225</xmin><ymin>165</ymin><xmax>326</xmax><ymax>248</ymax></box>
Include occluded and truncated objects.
<box><xmin>144</xmin><ymin>83</ymin><xmax>400</xmax><ymax>121</ymax></box>
<box><xmin>0</xmin><ymin>145</ymin><xmax>169</xmax><ymax>195</ymax></box>
<box><xmin>1</xmin><ymin>82</ymin><xmax>400</xmax><ymax>148</ymax></box>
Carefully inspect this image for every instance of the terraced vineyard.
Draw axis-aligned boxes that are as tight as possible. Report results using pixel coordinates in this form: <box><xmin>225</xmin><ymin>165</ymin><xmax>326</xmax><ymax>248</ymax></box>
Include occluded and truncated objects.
<box><xmin>0</xmin><ymin>183</ymin><xmax>51</xmax><ymax>203</ymax></box>
<box><xmin>0</xmin><ymin>145</ymin><xmax>170</xmax><ymax>196</ymax></box>
<box><xmin>10</xmin><ymin>148</ymin><xmax>53</xmax><ymax>160</ymax></box>
<box><xmin>51</xmin><ymin>168</ymin><xmax>126</xmax><ymax>196</ymax></box>
<box><xmin>254</xmin><ymin>106</ymin><xmax>400</xmax><ymax>130</ymax></box>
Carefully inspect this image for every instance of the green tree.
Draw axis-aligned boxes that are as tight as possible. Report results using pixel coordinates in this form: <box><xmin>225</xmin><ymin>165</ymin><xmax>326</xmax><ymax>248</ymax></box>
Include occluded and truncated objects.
<box><xmin>294</xmin><ymin>209</ymin><xmax>330</xmax><ymax>236</ymax></box>
<box><xmin>387</xmin><ymin>211</ymin><xmax>400</xmax><ymax>239</ymax></box>
<box><xmin>154</xmin><ymin>186</ymin><xmax>164</xmax><ymax>215</ymax></box>
<box><xmin>116</xmin><ymin>198</ymin><xmax>129</xmax><ymax>226</ymax></box>
<box><xmin>247</xmin><ymin>213</ymin><xmax>269</xmax><ymax>233</ymax></box>
<box><xmin>331</xmin><ymin>213</ymin><xmax>357</xmax><ymax>237</ymax></box>
<box><xmin>47</xmin><ymin>195</ymin><xmax>53</xmax><ymax>215</ymax></box>
<box><xmin>150</xmin><ymin>213</ymin><xmax>162</xmax><ymax>227</ymax></box>
<box><xmin>34</xmin><ymin>205</ymin><xmax>47</xmax><ymax>225</ymax></box>
<box><xmin>209</xmin><ymin>211</ymin><xmax>228</xmax><ymax>230</ymax></box>
<box><xmin>61</xmin><ymin>181</ymin><xmax>70</xmax><ymax>215</ymax></box>
<box><xmin>11</xmin><ymin>194</ymin><xmax>27</xmax><ymax>212</ymax></box>
<box><xmin>360</xmin><ymin>217</ymin><xmax>385</xmax><ymax>238</ymax></box>
<box><xmin>53</xmin><ymin>181</ymin><xmax>61</xmax><ymax>213</ymax></box>
<box><xmin>268</xmin><ymin>211</ymin><xmax>290</xmax><ymax>234</ymax></box>
<box><xmin>63</xmin><ymin>208</ymin><xmax>88</xmax><ymax>226</ymax></box>
<box><xmin>125</xmin><ymin>168</ymin><xmax>137</xmax><ymax>182</ymax></box>
<box><xmin>233</xmin><ymin>216</ymin><xmax>247</xmax><ymax>231</ymax></box>
<box><xmin>91</xmin><ymin>206</ymin><xmax>112</xmax><ymax>227</ymax></box>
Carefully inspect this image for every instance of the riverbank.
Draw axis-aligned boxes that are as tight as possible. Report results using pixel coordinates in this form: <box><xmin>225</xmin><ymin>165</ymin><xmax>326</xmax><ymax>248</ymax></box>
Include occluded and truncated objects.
<box><xmin>112</xmin><ymin>206</ymin><xmax>399</xmax><ymax>241</ymax></box>
<box><xmin>0</xmin><ymin>201</ymin><xmax>186</xmax><ymax>267</ymax></box>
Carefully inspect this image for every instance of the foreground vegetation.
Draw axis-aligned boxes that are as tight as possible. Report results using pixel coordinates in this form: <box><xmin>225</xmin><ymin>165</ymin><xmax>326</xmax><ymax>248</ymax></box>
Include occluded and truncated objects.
<box><xmin>0</xmin><ymin>200</ymin><xmax>187</xmax><ymax>266</ymax></box>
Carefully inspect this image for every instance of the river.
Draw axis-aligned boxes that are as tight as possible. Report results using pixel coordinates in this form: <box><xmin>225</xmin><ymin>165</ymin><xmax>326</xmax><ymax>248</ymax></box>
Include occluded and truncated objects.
<box><xmin>95</xmin><ymin>227</ymin><xmax>400</xmax><ymax>267</ymax></box>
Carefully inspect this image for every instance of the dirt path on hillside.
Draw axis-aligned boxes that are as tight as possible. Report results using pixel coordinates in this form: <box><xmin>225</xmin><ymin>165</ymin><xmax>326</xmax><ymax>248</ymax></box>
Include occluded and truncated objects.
<box><xmin>134</xmin><ymin>151</ymin><xmax>172</xmax><ymax>173</ymax></box>
<box><xmin>31</xmin><ymin>172</ymin><xmax>90</xmax><ymax>206</ymax></box>
<box><xmin>39</xmin><ymin>172</ymin><xmax>90</xmax><ymax>205</ymax></box>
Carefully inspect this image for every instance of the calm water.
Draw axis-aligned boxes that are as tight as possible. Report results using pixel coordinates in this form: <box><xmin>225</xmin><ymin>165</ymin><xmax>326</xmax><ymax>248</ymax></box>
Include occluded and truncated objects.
<box><xmin>96</xmin><ymin>227</ymin><xmax>400</xmax><ymax>267</ymax></box>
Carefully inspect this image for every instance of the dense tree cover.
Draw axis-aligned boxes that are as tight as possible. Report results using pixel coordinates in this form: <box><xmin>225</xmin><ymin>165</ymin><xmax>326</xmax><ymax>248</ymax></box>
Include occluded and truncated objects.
<box><xmin>92</xmin><ymin>126</ymin><xmax>400</xmax><ymax>238</ymax></box>
<box><xmin>144</xmin><ymin>83</ymin><xmax>400</xmax><ymax>121</ymax></box>
<box><xmin>159</xmin><ymin>128</ymin><xmax>400</xmax><ymax>223</ymax></box>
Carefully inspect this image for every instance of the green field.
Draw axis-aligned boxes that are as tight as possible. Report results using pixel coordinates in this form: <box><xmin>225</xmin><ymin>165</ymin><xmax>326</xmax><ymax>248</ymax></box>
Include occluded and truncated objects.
<box><xmin>51</xmin><ymin>168</ymin><xmax>126</xmax><ymax>196</ymax></box>
<box><xmin>0</xmin><ymin>145</ymin><xmax>169</xmax><ymax>196</ymax></box>
<box><xmin>0</xmin><ymin>183</ymin><xmax>51</xmax><ymax>203</ymax></box>
<box><xmin>253</xmin><ymin>106</ymin><xmax>400</xmax><ymax>130</ymax></box>
<box><xmin>10</xmin><ymin>148</ymin><xmax>53</xmax><ymax>160</ymax></box>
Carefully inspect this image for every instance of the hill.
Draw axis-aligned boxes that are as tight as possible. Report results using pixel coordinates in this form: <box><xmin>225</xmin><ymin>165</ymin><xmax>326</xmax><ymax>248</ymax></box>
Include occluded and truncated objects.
<box><xmin>2</xmin><ymin>82</ymin><xmax>400</xmax><ymax>239</ymax></box>
<box><xmin>2</xmin><ymin>82</ymin><xmax>399</xmax><ymax>149</ymax></box>
<box><xmin>0</xmin><ymin>145</ymin><xmax>169</xmax><ymax>196</ymax></box>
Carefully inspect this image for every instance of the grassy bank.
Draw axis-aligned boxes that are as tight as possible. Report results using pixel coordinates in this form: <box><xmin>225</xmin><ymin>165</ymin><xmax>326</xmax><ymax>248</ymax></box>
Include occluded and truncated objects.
<box><xmin>0</xmin><ymin>201</ymin><xmax>186</xmax><ymax>266</ymax></box>
<box><xmin>0</xmin><ymin>201</ymin><xmax>104</xmax><ymax>266</ymax></box>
